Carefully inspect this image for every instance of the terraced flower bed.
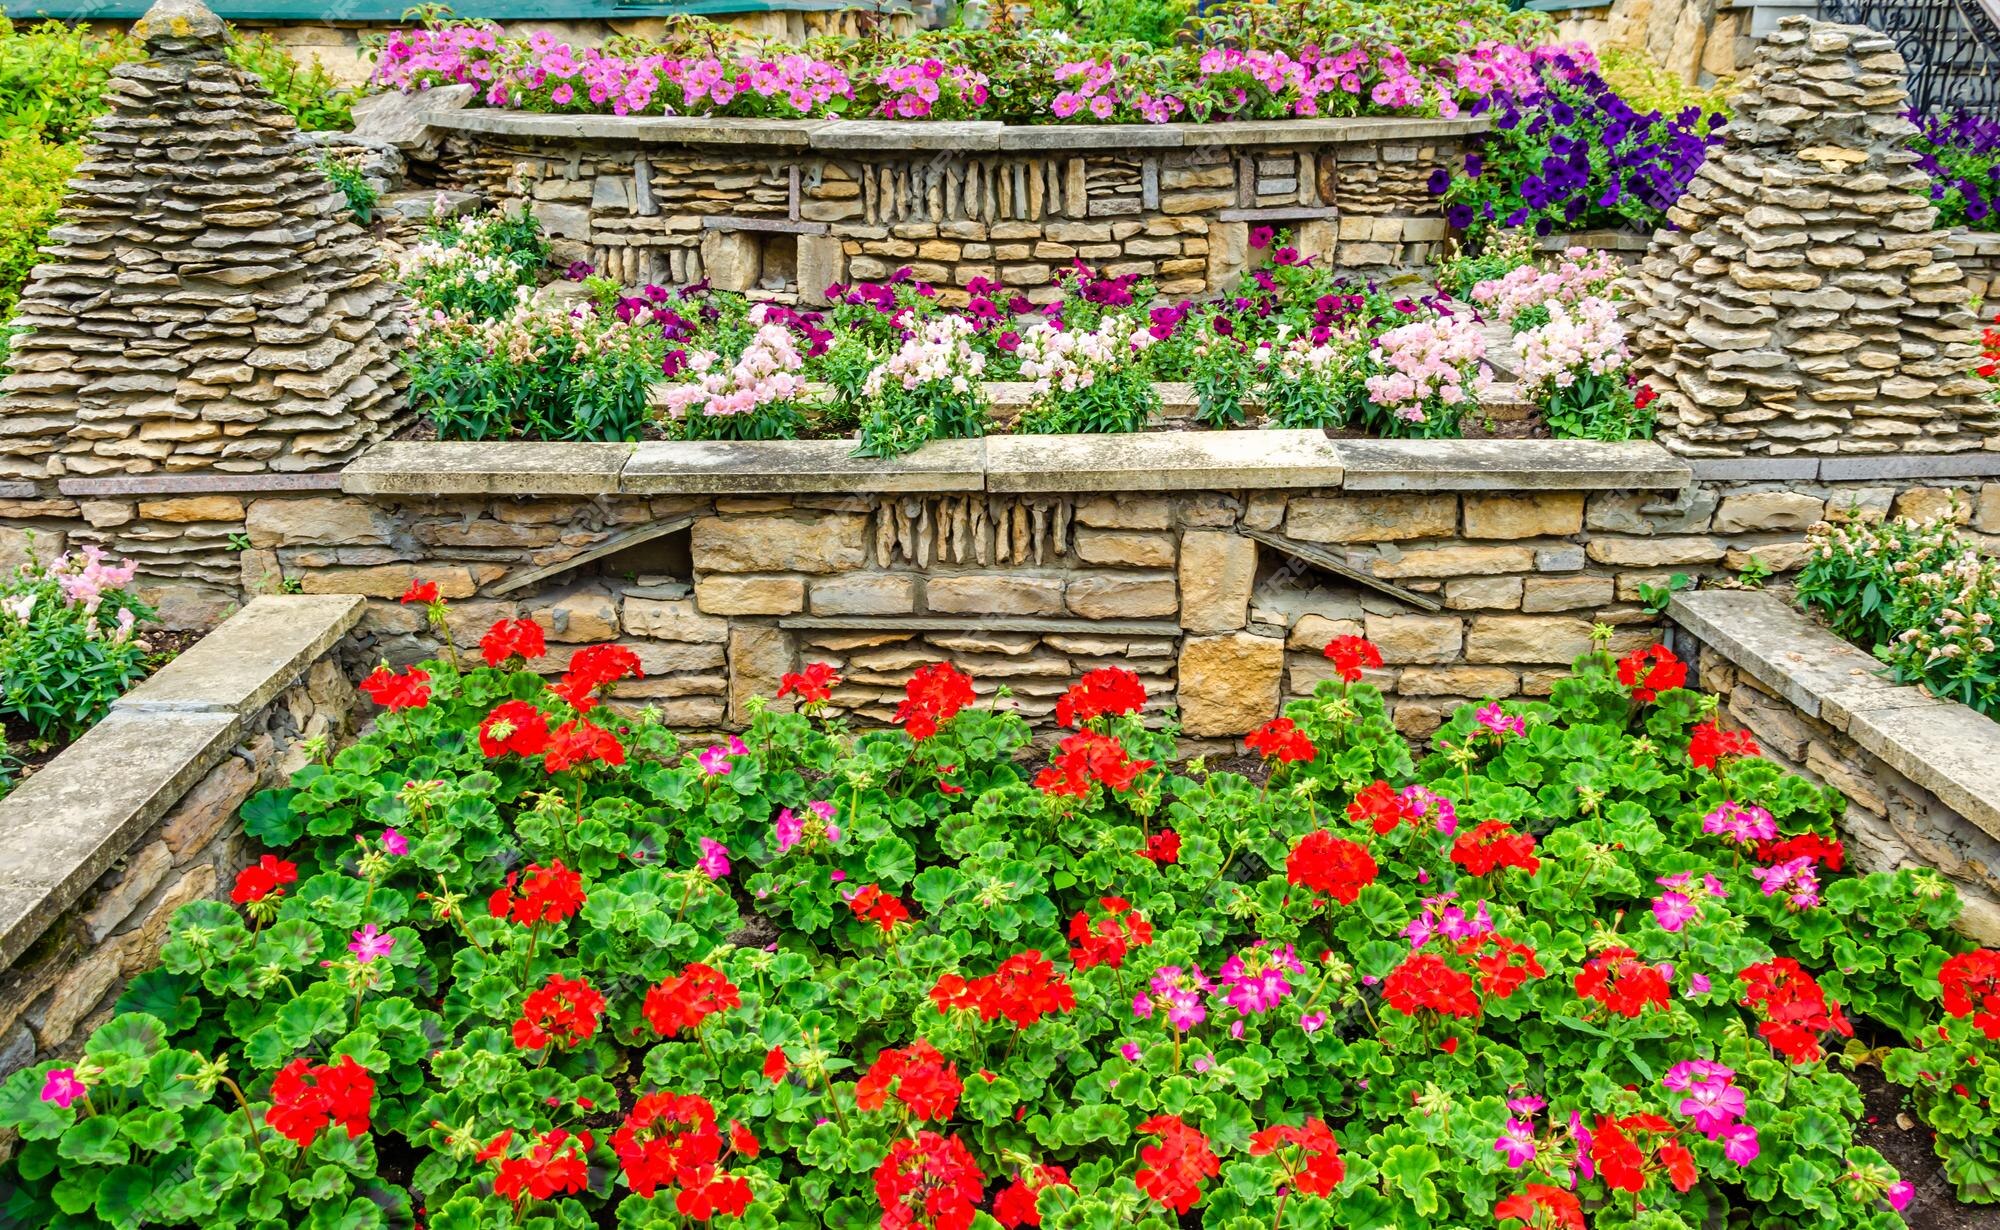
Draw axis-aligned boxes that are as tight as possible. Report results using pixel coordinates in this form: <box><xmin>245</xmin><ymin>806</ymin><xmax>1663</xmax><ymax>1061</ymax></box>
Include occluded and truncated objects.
<box><xmin>3</xmin><ymin>596</ymin><xmax>1996</xmax><ymax>1229</ymax></box>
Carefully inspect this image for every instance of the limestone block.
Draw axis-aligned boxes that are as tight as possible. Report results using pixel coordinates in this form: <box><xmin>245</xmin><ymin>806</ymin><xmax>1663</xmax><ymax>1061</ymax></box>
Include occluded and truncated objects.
<box><xmin>695</xmin><ymin>575</ymin><xmax>806</xmax><ymax>616</ymax></box>
<box><xmin>245</xmin><ymin>497</ymin><xmax>395</xmax><ymax>547</ymax></box>
<box><xmin>1465</xmin><ymin>615</ymin><xmax>1598</xmax><ymax>664</ymax></box>
<box><xmin>1444</xmin><ymin>577</ymin><xmax>1525</xmax><ymax>610</ymax></box>
<box><xmin>531</xmin><ymin>584</ymin><xmax>623</xmax><ymax>641</ymax></box>
<box><xmin>1712</xmin><ymin>491</ymin><xmax>1827</xmax><ymax>533</ymax></box>
<box><xmin>1397</xmin><ymin>666</ymin><xmax>1520</xmax><ymax>698</ymax></box>
<box><xmin>79</xmin><ymin>841</ymin><xmax>173</xmax><ymax>944</ymax></box>
<box><xmin>300</xmin><ymin>564</ymin><xmax>486</xmax><ymax>601</ymax></box>
<box><xmin>1287</xmin><ymin>613</ymin><xmax>1363</xmax><ymax>651</ymax></box>
<box><xmin>1073</xmin><ymin>530</ymin><xmax>1177</xmax><ymax>568</ymax></box>
<box><xmin>1583</xmin><ymin>538</ymin><xmax>1729</xmax><ymax>567</ymax></box>
<box><xmin>1073</xmin><ymin>494</ymin><xmax>1171</xmax><ymax>529</ymax></box>
<box><xmin>929</xmin><ymin>575</ymin><xmax>1066</xmax><ymax>616</ymax></box>
<box><xmin>1521</xmin><ymin>575</ymin><xmax>1616</xmax><ymax>613</ymax></box>
<box><xmin>1286</xmin><ymin>494</ymin><xmax>1456</xmax><ymax>544</ymax></box>
<box><xmin>1179</xmin><ymin>531</ymin><xmax>1256</xmax><ymax>635</ymax></box>
<box><xmin>692</xmin><ymin>513</ymin><xmax>869</xmax><ymax>573</ymax></box>
<box><xmin>1370</xmin><ymin>546</ymin><xmax>1534</xmax><ymax>579</ymax></box>
<box><xmin>137</xmin><ymin>495</ymin><xmax>244</xmax><ymax>523</ymax></box>
<box><xmin>1462</xmin><ymin>493</ymin><xmax>1583</xmax><ymax>540</ymax></box>
<box><xmin>729</xmin><ymin>626</ymin><xmax>794</xmax><ymax>726</ymax></box>
<box><xmin>1065</xmin><ymin>575</ymin><xmax>1178</xmax><ymax>619</ymax></box>
<box><xmin>1178</xmin><ymin>632</ymin><xmax>1284</xmax><ymax>736</ymax></box>
<box><xmin>811</xmin><ymin>574</ymin><xmax>917</xmax><ymax>616</ymax></box>
<box><xmin>623</xmin><ymin>597</ymin><xmax>730</xmax><ymax>643</ymax></box>
<box><xmin>701</xmin><ymin>229</ymin><xmax>763</xmax><ymax>292</ymax></box>
<box><xmin>1362</xmin><ymin>614</ymin><xmax>1464</xmax><ymax>664</ymax></box>
<box><xmin>1892</xmin><ymin>487</ymin><xmax>1971</xmax><ymax>523</ymax></box>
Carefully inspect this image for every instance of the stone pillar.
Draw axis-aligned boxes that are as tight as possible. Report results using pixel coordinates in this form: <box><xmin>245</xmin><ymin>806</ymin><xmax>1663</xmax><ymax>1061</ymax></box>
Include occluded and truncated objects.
<box><xmin>0</xmin><ymin>0</ymin><xmax>407</xmax><ymax>483</ymax></box>
<box><xmin>1630</xmin><ymin>17</ymin><xmax>1995</xmax><ymax>457</ymax></box>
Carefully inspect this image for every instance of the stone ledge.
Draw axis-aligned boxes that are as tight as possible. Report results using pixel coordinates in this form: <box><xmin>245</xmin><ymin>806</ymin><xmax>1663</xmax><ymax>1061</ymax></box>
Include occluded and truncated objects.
<box><xmin>1337</xmin><ymin>439</ymin><xmax>1692</xmax><ymax>491</ymax></box>
<box><xmin>1670</xmin><ymin>589</ymin><xmax>2000</xmax><ymax>845</ymax></box>
<box><xmin>343</xmin><ymin>441</ymin><xmax>636</xmax><ymax>496</ymax></box>
<box><xmin>116</xmin><ymin>595</ymin><xmax>365</xmax><ymax>717</ymax></box>
<box><xmin>425</xmin><ymin>110</ymin><xmax>1489</xmax><ymax>152</ymax></box>
<box><xmin>54</xmin><ymin>472</ymin><xmax>348</xmax><ymax>496</ymax></box>
<box><xmin>0</xmin><ymin>595</ymin><xmax>366</xmax><ymax>969</ymax></box>
<box><xmin>336</xmin><ymin>432</ymin><xmax>1695</xmax><ymax>497</ymax></box>
<box><xmin>1685</xmin><ymin>452</ymin><xmax>2000</xmax><ymax>482</ymax></box>
<box><xmin>985</xmin><ymin>430</ymin><xmax>1345</xmax><ymax>492</ymax></box>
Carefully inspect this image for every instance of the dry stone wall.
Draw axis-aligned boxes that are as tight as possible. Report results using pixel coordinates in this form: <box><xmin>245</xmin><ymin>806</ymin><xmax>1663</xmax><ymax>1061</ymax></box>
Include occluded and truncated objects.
<box><xmin>419</xmin><ymin>114</ymin><xmax>1474</xmax><ymax>302</ymax></box>
<box><xmin>0</xmin><ymin>596</ymin><xmax>367</xmax><ymax>1108</ymax></box>
<box><xmin>0</xmin><ymin>0</ymin><xmax>408</xmax><ymax>484</ymax></box>
<box><xmin>1631</xmin><ymin>17</ymin><xmax>1997</xmax><ymax>458</ymax></box>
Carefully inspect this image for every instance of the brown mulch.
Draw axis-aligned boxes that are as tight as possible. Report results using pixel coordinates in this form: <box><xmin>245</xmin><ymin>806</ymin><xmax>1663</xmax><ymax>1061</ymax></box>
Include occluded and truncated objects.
<box><xmin>1850</xmin><ymin>1064</ymin><xmax>1996</xmax><ymax>1230</ymax></box>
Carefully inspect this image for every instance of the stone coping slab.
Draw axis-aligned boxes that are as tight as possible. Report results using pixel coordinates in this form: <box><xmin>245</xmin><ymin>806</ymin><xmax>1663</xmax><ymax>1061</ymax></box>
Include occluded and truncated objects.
<box><xmin>985</xmin><ymin>430</ymin><xmax>1346</xmax><ymax>492</ymax></box>
<box><xmin>0</xmin><ymin>596</ymin><xmax>366</xmax><ymax>971</ymax></box>
<box><xmin>344</xmin><ymin>441</ymin><xmax>636</xmax><ymax>496</ymax></box>
<box><xmin>1670</xmin><ymin>589</ymin><xmax>2000</xmax><ymax>845</ymax></box>
<box><xmin>624</xmin><ymin>438</ymin><xmax>986</xmax><ymax>495</ymax></box>
<box><xmin>117</xmin><ymin>595</ymin><xmax>365</xmax><ymax>717</ymax></box>
<box><xmin>338</xmin><ymin>432</ymin><xmax>1692</xmax><ymax>497</ymax></box>
<box><xmin>1336</xmin><ymin>439</ymin><xmax>1692</xmax><ymax>491</ymax></box>
<box><xmin>1685</xmin><ymin>451</ymin><xmax>2000</xmax><ymax>482</ymax></box>
<box><xmin>425</xmin><ymin>110</ymin><xmax>1487</xmax><ymax>152</ymax></box>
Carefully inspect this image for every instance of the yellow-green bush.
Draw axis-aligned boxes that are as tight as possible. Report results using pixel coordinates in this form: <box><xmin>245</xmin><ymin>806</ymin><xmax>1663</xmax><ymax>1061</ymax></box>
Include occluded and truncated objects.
<box><xmin>1599</xmin><ymin>45</ymin><xmax>1734</xmax><ymax>123</ymax></box>
<box><xmin>0</xmin><ymin>132</ymin><xmax>81</xmax><ymax>321</ymax></box>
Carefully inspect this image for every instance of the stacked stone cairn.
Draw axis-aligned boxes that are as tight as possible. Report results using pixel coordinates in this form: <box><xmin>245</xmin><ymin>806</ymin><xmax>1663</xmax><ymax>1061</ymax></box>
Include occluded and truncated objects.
<box><xmin>0</xmin><ymin>0</ymin><xmax>407</xmax><ymax>482</ymax></box>
<box><xmin>1631</xmin><ymin>17</ymin><xmax>1996</xmax><ymax>456</ymax></box>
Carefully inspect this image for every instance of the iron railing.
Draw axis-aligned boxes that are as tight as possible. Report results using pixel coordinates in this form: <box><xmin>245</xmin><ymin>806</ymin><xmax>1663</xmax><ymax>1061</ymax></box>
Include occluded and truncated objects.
<box><xmin>1820</xmin><ymin>0</ymin><xmax>2000</xmax><ymax>115</ymax></box>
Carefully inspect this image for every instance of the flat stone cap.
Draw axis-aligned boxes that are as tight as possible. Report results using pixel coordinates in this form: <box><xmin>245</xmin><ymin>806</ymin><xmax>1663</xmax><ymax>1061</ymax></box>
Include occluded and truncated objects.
<box><xmin>134</xmin><ymin>0</ymin><xmax>228</xmax><ymax>49</ymax></box>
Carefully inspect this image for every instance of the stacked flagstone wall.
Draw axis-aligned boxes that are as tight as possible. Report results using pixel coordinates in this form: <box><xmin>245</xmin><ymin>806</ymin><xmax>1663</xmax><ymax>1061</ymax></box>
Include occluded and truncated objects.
<box><xmin>1631</xmin><ymin>16</ymin><xmax>1998</xmax><ymax>457</ymax></box>
<box><xmin>0</xmin><ymin>0</ymin><xmax>407</xmax><ymax>486</ymax></box>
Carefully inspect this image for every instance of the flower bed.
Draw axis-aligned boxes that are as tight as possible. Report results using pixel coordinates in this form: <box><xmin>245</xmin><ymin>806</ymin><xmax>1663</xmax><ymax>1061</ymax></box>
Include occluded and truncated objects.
<box><xmin>4</xmin><ymin>596</ymin><xmax>1997</xmax><ymax>1227</ymax></box>
<box><xmin>369</xmin><ymin>2</ymin><xmax>1569</xmax><ymax>126</ymax></box>
<box><xmin>399</xmin><ymin>207</ymin><xmax>1654</xmax><ymax>450</ymax></box>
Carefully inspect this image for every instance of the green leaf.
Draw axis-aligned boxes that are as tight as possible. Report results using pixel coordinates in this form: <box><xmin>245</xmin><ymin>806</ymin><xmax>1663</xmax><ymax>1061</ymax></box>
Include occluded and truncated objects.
<box><xmin>58</xmin><ymin>1115</ymin><xmax>130</xmax><ymax>1166</ymax></box>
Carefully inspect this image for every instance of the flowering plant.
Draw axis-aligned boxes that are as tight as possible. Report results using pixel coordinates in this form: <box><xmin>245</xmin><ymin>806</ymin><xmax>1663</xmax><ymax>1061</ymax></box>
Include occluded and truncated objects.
<box><xmin>1909</xmin><ymin>107</ymin><xmax>2000</xmax><ymax>232</ymax></box>
<box><xmin>1013</xmin><ymin>312</ymin><xmax>1161</xmax><ymax>434</ymax></box>
<box><xmin>1360</xmin><ymin>310</ymin><xmax>1494</xmax><ymax>437</ymax></box>
<box><xmin>395</xmin><ymin>204</ymin><xmax>547</xmax><ymax>318</ymax></box>
<box><xmin>656</xmin><ymin>304</ymin><xmax>811</xmax><ymax>441</ymax></box>
<box><xmin>0</xmin><ymin>541</ymin><xmax>153</xmax><ymax>739</ymax></box>
<box><xmin>1510</xmin><ymin>295</ymin><xmax>1653</xmax><ymax>441</ymax></box>
<box><xmin>854</xmin><ymin>314</ymin><xmax>989</xmax><ymax>458</ymax></box>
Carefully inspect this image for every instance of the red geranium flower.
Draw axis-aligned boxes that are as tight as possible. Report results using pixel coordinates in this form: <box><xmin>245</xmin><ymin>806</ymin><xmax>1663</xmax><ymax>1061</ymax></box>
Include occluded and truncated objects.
<box><xmin>492</xmin><ymin>1129</ymin><xmax>590</xmax><ymax>1205</ymax></box>
<box><xmin>763</xmin><ymin>1046</ymin><xmax>788</xmax><ymax>1083</ymax></box>
<box><xmin>777</xmin><ymin>661</ymin><xmax>841</xmax><ymax>705</ymax></box>
<box><xmin>544</xmin><ymin>719</ymin><xmax>624</xmax><ymax>773</ymax></box>
<box><xmin>549</xmin><ymin>643</ymin><xmax>643</xmax><ymax>712</ymax></box>
<box><xmin>1740</xmin><ymin>957</ymin><xmax>1852</xmax><ymax>1062</ymax></box>
<box><xmin>1590</xmin><ymin>1113</ymin><xmax>1693</xmax><ymax>1194</ymax></box>
<box><xmin>1322</xmin><ymin>635</ymin><xmax>1383</xmax><ymax>683</ymax></box>
<box><xmin>1134</xmin><ymin>1115</ymin><xmax>1218</xmax><ymax>1213</ymax></box>
<box><xmin>1383</xmin><ymin>951</ymin><xmax>1481</xmax><ymax>1020</ymax></box>
<box><xmin>895</xmin><ymin>662</ymin><xmax>976</xmax><ymax>740</ymax></box>
<box><xmin>1575</xmin><ymin>946</ymin><xmax>1672</xmax><ymax>1018</ymax></box>
<box><xmin>400</xmin><ymin>579</ymin><xmax>439</xmax><ymax>605</ymax></box>
<box><xmin>929</xmin><ymin>951</ymin><xmax>1074</xmax><ymax>1028</ymax></box>
<box><xmin>1034</xmin><ymin>729</ymin><xmax>1154</xmax><ymax>798</ymax></box>
<box><xmin>1752</xmin><ymin>831</ymin><xmax>1846</xmax><ymax>872</ymax></box>
<box><xmin>358</xmin><ymin>665</ymin><xmax>430</xmax><ymax>711</ymax></box>
<box><xmin>991</xmin><ymin>1164</ymin><xmax>1071</xmax><ymax>1230</ymax></box>
<box><xmin>479</xmin><ymin>700</ymin><xmax>551</xmax><ymax>759</ymax></box>
<box><xmin>1141</xmin><ymin>830</ymin><xmax>1180</xmax><ymax>865</ymax></box>
<box><xmin>1940</xmin><ymin>949</ymin><xmax>2000</xmax><ymax>1040</ymax></box>
<box><xmin>1458</xmin><ymin>934</ymin><xmax>1545</xmax><ymax>1000</ymax></box>
<box><xmin>1495</xmin><ymin>1183</ymin><xmax>1586</xmax><ymax>1229</ymax></box>
<box><xmin>1067</xmin><ymin>897</ymin><xmax>1154</xmax><ymax>970</ymax></box>
<box><xmin>1616</xmin><ymin>644</ymin><xmax>1687</xmax><ymax>703</ymax></box>
<box><xmin>610</xmin><ymin>1090</ymin><xmax>750</xmax><ymax>1217</ymax></box>
<box><xmin>1054</xmin><ymin>666</ymin><xmax>1147</xmax><ymax>727</ymax></box>
<box><xmin>1687</xmin><ymin>720</ymin><xmax>1759</xmax><ymax>772</ymax></box>
<box><xmin>728</xmin><ymin>1120</ymin><xmax>758</xmax><ymax>1159</ymax></box>
<box><xmin>230</xmin><ymin>854</ymin><xmax>298</xmax><ymax>904</ymax></box>
<box><xmin>876</xmin><ymin>1130</ymin><xmax>984</xmax><ymax>1230</ymax></box>
<box><xmin>1248</xmin><ymin>1117</ymin><xmax>1345</xmax><ymax>1197</ymax></box>
<box><xmin>847</xmin><ymin>884</ymin><xmax>911</xmax><ymax>934</ymax></box>
<box><xmin>1347</xmin><ymin>780</ymin><xmax>1416</xmax><ymax>835</ymax></box>
<box><xmin>489</xmin><ymin>860</ymin><xmax>586</xmax><ymax>927</ymax></box>
<box><xmin>644</xmin><ymin>962</ymin><xmax>740</xmax><ymax>1038</ymax></box>
<box><xmin>855</xmin><ymin>1039</ymin><xmax>962</xmax><ymax>1121</ymax></box>
<box><xmin>1286</xmin><ymin>830</ymin><xmax>1378</xmax><ymax>906</ymax></box>
<box><xmin>265</xmin><ymin>1055</ymin><xmax>374</xmax><ymax>1149</ymax></box>
<box><xmin>513</xmin><ymin>974</ymin><xmax>607</xmax><ymax>1051</ymax></box>
<box><xmin>1450</xmin><ymin>821</ymin><xmax>1540</xmax><ymax>877</ymax></box>
<box><xmin>480</xmin><ymin>618</ymin><xmax>546</xmax><ymax>667</ymax></box>
<box><xmin>1246</xmin><ymin>717</ymin><xmax>1317</xmax><ymax>764</ymax></box>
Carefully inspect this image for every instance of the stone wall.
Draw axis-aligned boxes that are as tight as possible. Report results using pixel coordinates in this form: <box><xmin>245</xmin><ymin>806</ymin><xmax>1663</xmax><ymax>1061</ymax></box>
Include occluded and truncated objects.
<box><xmin>1631</xmin><ymin>17</ymin><xmax>1998</xmax><ymax>458</ymax></box>
<box><xmin>413</xmin><ymin>111</ymin><xmax>1480</xmax><ymax>302</ymax></box>
<box><xmin>1672</xmin><ymin>589</ymin><xmax>2000</xmax><ymax>944</ymax></box>
<box><xmin>0</xmin><ymin>0</ymin><xmax>408</xmax><ymax>484</ymax></box>
<box><xmin>0</xmin><ymin>596</ymin><xmax>367</xmax><ymax>1110</ymax></box>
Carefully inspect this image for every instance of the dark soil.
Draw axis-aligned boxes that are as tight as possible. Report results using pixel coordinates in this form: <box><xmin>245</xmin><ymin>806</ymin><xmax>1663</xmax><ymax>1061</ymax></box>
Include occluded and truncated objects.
<box><xmin>1850</xmin><ymin>1065</ymin><xmax>1998</xmax><ymax>1230</ymax></box>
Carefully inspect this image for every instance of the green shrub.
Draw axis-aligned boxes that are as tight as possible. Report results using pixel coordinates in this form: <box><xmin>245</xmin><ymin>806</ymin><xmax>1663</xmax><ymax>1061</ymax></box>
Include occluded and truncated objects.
<box><xmin>0</xmin><ymin>16</ymin><xmax>134</xmax><ymax>144</ymax></box>
<box><xmin>316</xmin><ymin>147</ymin><xmax>378</xmax><ymax>223</ymax></box>
<box><xmin>0</xmin><ymin>541</ymin><xmax>155</xmax><ymax>742</ymax></box>
<box><xmin>227</xmin><ymin>31</ymin><xmax>354</xmax><ymax>132</ymax></box>
<box><xmin>0</xmin><ymin>131</ymin><xmax>80</xmax><ymax>321</ymax></box>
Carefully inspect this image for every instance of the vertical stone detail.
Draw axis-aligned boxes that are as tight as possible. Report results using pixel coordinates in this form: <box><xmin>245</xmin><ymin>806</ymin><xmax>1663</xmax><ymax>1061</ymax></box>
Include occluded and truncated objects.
<box><xmin>1631</xmin><ymin>17</ymin><xmax>1995</xmax><ymax>458</ymax></box>
<box><xmin>0</xmin><ymin>0</ymin><xmax>408</xmax><ymax>483</ymax></box>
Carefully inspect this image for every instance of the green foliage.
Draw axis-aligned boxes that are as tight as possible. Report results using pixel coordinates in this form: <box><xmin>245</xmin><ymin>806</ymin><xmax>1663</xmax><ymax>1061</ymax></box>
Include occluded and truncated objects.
<box><xmin>0</xmin><ymin>539</ymin><xmax>154</xmax><ymax>741</ymax></box>
<box><xmin>1539</xmin><ymin>369</ymin><xmax>1655</xmax><ymax>442</ymax></box>
<box><xmin>1796</xmin><ymin>503</ymin><xmax>1998</xmax><ymax>716</ymax></box>
<box><xmin>0</xmin><ymin>132</ymin><xmax>81</xmax><ymax>322</ymax></box>
<box><xmin>1597</xmin><ymin>46</ymin><xmax>1734</xmax><ymax>122</ymax></box>
<box><xmin>0</xmin><ymin>17</ymin><xmax>134</xmax><ymax>144</ymax></box>
<box><xmin>315</xmin><ymin>149</ymin><xmax>377</xmax><ymax>224</ymax></box>
<box><xmin>226</xmin><ymin>32</ymin><xmax>353</xmax><ymax>132</ymax></box>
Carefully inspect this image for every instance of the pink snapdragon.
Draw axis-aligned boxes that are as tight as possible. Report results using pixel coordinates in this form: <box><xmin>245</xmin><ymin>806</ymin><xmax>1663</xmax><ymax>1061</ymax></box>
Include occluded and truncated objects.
<box><xmin>657</xmin><ymin>307</ymin><xmax>808</xmax><ymax>427</ymax></box>
<box><xmin>1512</xmin><ymin>296</ymin><xmax>1629</xmax><ymax>393</ymax></box>
<box><xmin>1470</xmin><ymin>248</ymin><xmax>1625</xmax><ymax>327</ymax></box>
<box><xmin>1364</xmin><ymin>312</ymin><xmax>1493</xmax><ymax>426</ymax></box>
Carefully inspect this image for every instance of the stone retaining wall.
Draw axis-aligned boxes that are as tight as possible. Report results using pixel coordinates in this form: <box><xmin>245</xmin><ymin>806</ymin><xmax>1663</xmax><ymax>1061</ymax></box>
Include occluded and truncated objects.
<box><xmin>1671</xmin><ymin>589</ymin><xmax>2000</xmax><ymax>944</ymax></box>
<box><xmin>0</xmin><ymin>595</ymin><xmax>367</xmax><ymax>1104</ymax></box>
<box><xmin>412</xmin><ymin>111</ymin><xmax>1483</xmax><ymax>301</ymax></box>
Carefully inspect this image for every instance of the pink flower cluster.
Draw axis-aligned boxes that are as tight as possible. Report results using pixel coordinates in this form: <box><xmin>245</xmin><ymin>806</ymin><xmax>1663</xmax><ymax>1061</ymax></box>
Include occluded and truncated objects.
<box><xmin>55</xmin><ymin>545</ymin><xmax>138</xmax><ymax>617</ymax></box>
<box><xmin>1215</xmin><ymin>943</ymin><xmax>1302</xmax><ymax>1021</ymax></box>
<box><xmin>775</xmin><ymin>800</ymin><xmax>840</xmax><ymax>854</ymax></box>
<box><xmin>1702</xmin><ymin>800</ymin><xmax>1777</xmax><ymax>846</ymax></box>
<box><xmin>1652</xmin><ymin>870</ymin><xmax>1727</xmax><ymax>933</ymax></box>
<box><xmin>874</xmin><ymin>59</ymin><xmax>989</xmax><ymax>120</ymax></box>
<box><xmin>1136</xmin><ymin>964</ymin><xmax>1213</xmax><ymax>1030</ymax></box>
<box><xmin>1450</xmin><ymin>40</ymin><xmax>1600</xmax><ymax>101</ymax></box>
<box><xmin>1512</xmin><ymin>296</ymin><xmax>1628</xmax><ymax>393</ymax></box>
<box><xmin>1752</xmin><ymin>856</ymin><xmax>1823</xmax><ymax>910</ymax></box>
<box><xmin>1364</xmin><ymin>313</ymin><xmax>1494</xmax><ymax>425</ymax></box>
<box><xmin>1470</xmin><ymin>247</ymin><xmax>1625</xmax><ymax>327</ymax></box>
<box><xmin>1663</xmin><ymin>1061</ymin><xmax>1760</xmax><ymax>1164</ymax></box>
<box><xmin>657</xmin><ymin>308</ymin><xmax>807</xmax><ymax>423</ymax></box>
<box><xmin>1402</xmin><ymin>893</ymin><xmax>1493</xmax><ymax>948</ymax></box>
<box><xmin>1051</xmin><ymin>60</ymin><xmax>1175</xmax><ymax>123</ymax></box>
